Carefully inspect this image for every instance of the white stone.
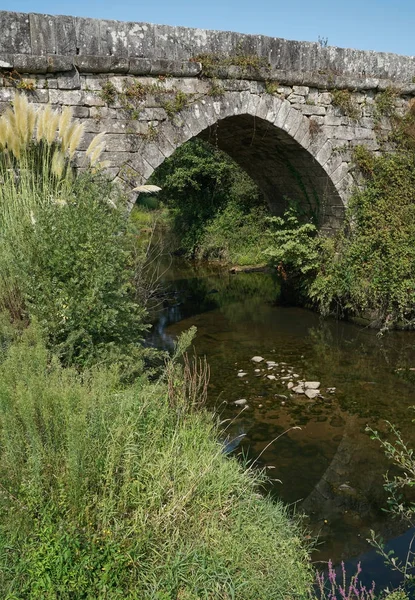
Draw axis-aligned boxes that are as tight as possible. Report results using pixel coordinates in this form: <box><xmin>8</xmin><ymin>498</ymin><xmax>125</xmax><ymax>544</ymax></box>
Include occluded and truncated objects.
<box><xmin>267</xmin><ymin>375</ymin><xmax>276</xmax><ymax>380</ymax></box>
<box><xmin>304</xmin><ymin>381</ymin><xmax>321</xmax><ymax>389</ymax></box>
<box><xmin>237</xmin><ymin>372</ymin><xmax>247</xmax><ymax>378</ymax></box>
<box><xmin>292</xmin><ymin>385</ymin><xmax>305</xmax><ymax>394</ymax></box>
<box><xmin>251</xmin><ymin>356</ymin><xmax>264</xmax><ymax>363</ymax></box>
<box><xmin>234</xmin><ymin>398</ymin><xmax>247</xmax><ymax>406</ymax></box>
<box><xmin>305</xmin><ymin>389</ymin><xmax>320</xmax><ymax>399</ymax></box>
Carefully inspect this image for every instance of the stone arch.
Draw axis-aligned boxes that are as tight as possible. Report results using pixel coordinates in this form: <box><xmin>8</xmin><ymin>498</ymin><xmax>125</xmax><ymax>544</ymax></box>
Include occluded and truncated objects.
<box><xmin>126</xmin><ymin>91</ymin><xmax>352</xmax><ymax>231</ymax></box>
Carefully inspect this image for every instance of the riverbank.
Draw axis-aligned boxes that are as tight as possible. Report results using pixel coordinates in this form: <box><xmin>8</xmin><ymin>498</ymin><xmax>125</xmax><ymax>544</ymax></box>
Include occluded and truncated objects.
<box><xmin>0</xmin><ymin>323</ymin><xmax>313</xmax><ymax>598</ymax></box>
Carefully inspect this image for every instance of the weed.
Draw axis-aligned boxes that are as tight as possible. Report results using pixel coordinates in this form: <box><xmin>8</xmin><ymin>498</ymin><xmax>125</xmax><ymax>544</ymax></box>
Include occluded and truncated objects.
<box><xmin>193</xmin><ymin>52</ymin><xmax>270</xmax><ymax>78</ymax></box>
<box><xmin>16</xmin><ymin>79</ymin><xmax>36</xmax><ymax>91</ymax></box>
<box><xmin>207</xmin><ymin>79</ymin><xmax>225</xmax><ymax>98</ymax></box>
<box><xmin>0</xmin><ymin>325</ymin><xmax>313</xmax><ymax>598</ymax></box>
<box><xmin>264</xmin><ymin>79</ymin><xmax>279</xmax><ymax>95</ymax></box>
<box><xmin>141</xmin><ymin>122</ymin><xmax>158</xmax><ymax>141</ymax></box>
<box><xmin>162</xmin><ymin>89</ymin><xmax>190</xmax><ymax>117</ymax></box>
<box><xmin>99</xmin><ymin>80</ymin><xmax>117</xmax><ymax>104</ymax></box>
<box><xmin>352</xmin><ymin>144</ymin><xmax>376</xmax><ymax>177</ymax></box>
<box><xmin>375</xmin><ymin>86</ymin><xmax>399</xmax><ymax>118</ymax></box>
<box><xmin>331</xmin><ymin>89</ymin><xmax>360</xmax><ymax>120</ymax></box>
<box><xmin>309</xmin><ymin>118</ymin><xmax>322</xmax><ymax>137</ymax></box>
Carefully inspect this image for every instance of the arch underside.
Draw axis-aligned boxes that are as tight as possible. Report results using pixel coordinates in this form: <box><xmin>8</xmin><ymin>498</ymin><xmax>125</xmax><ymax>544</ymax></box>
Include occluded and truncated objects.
<box><xmin>198</xmin><ymin>114</ymin><xmax>342</xmax><ymax>228</ymax></box>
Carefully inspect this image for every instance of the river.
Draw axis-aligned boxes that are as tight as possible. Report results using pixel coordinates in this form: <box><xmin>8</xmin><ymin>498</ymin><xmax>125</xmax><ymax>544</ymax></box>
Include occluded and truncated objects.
<box><xmin>148</xmin><ymin>259</ymin><xmax>415</xmax><ymax>589</ymax></box>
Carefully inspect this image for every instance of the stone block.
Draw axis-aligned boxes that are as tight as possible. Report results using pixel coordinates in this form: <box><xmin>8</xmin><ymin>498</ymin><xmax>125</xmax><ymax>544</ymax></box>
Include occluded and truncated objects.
<box><xmin>54</xmin><ymin>15</ymin><xmax>77</xmax><ymax>55</ymax></box>
<box><xmin>294</xmin><ymin>104</ymin><xmax>326</xmax><ymax>116</ymax></box>
<box><xmin>75</xmin><ymin>16</ymin><xmax>100</xmax><ymax>55</ymax></box>
<box><xmin>74</xmin><ymin>56</ymin><xmax>129</xmax><ymax>73</ymax></box>
<box><xmin>318</xmin><ymin>92</ymin><xmax>332</xmax><ymax>105</ymax></box>
<box><xmin>14</xmin><ymin>54</ymin><xmax>48</xmax><ymax>74</ymax></box>
<box><xmin>292</xmin><ymin>85</ymin><xmax>309</xmax><ymax>95</ymax></box>
<box><xmin>128</xmin><ymin>58</ymin><xmax>151</xmax><ymax>75</ymax></box>
<box><xmin>46</xmin><ymin>55</ymin><xmax>74</xmax><ymax>73</ymax></box>
<box><xmin>49</xmin><ymin>89</ymin><xmax>82</xmax><ymax>105</ymax></box>
<box><xmin>0</xmin><ymin>55</ymin><xmax>13</xmax><ymax>69</ymax></box>
<box><xmin>0</xmin><ymin>12</ymin><xmax>31</xmax><ymax>54</ymax></box>
<box><xmin>287</xmin><ymin>93</ymin><xmax>305</xmax><ymax>104</ymax></box>
<box><xmin>29</xmin><ymin>13</ymin><xmax>57</xmax><ymax>55</ymax></box>
<box><xmin>72</xmin><ymin>106</ymin><xmax>89</xmax><ymax>118</ymax></box>
<box><xmin>315</xmin><ymin>139</ymin><xmax>333</xmax><ymax>166</ymax></box>
<box><xmin>57</xmin><ymin>69</ymin><xmax>81</xmax><ymax>90</ymax></box>
<box><xmin>82</xmin><ymin>91</ymin><xmax>106</xmax><ymax>107</ymax></box>
<box><xmin>99</xmin><ymin>19</ymin><xmax>129</xmax><ymax>57</ymax></box>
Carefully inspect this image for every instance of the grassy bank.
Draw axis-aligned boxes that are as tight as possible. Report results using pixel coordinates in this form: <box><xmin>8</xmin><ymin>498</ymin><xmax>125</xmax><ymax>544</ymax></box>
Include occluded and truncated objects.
<box><xmin>0</xmin><ymin>324</ymin><xmax>313</xmax><ymax>599</ymax></box>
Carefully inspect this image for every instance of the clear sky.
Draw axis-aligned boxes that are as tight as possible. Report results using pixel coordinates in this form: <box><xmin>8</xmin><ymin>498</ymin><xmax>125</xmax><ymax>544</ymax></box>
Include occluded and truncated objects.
<box><xmin>3</xmin><ymin>0</ymin><xmax>415</xmax><ymax>57</ymax></box>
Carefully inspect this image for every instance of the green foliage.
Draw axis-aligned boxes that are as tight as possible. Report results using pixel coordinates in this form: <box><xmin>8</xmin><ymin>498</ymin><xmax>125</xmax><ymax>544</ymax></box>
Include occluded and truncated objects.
<box><xmin>0</xmin><ymin>96</ymin><xmax>151</xmax><ymax>374</ymax></box>
<box><xmin>162</xmin><ymin>89</ymin><xmax>190</xmax><ymax>117</ymax></box>
<box><xmin>352</xmin><ymin>144</ymin><xmax>376</xmax><ymax>177</ymax></box>
<box><xmin>375</xmin><ymin>86</ymin><xmax>399</xmax><ymax>118</ymax></box>
<box><xmin>99</xmin><ymin>80</ymin><xmax>117</xmax><ymax>104</ymax></box>
<box><xmin>331</xmin><ymin>89</ymin><xmax>360</xmax><ymax>120</ymax></box>
<box><xmin>264</xmin><ymin>79</ymin><xmax>279</xmax><ymax>95</ymax></box>
<box><xmin>19</xmin><ymin>175</ymin><xmax>150</xmax><ymax>372</ymax></box>
<box><xmin>263</xmin><ymin>207</ymin><xmax>323</xmax><ymax>300</ymax></box>
<box><xmin>198</xmin><ymin>200</ymin><xmax>269</xmax><ymax>265</ymax></box>
<box><xmin>207</xmin><ymin>79</ymin><xmax>225</xmax><ymax>98</ymax></box>
<box><xmin>149</xmin><ymin>138</ymin><xmax>266</xmax><ymax>263</ymax></box>
<box><xmin>366</xmin><ymin>418</ymin><xmax>415</xmax><ymax>591</ymax></box>
<box><xmin>312</xmin><ymin>149</ymin><xmax>415</xmax><ymax>327</ymax></box>
<box><xmin>0</xmin><ymin>325</ymin><xmax>313</xmax><ymax>598</ymax></box>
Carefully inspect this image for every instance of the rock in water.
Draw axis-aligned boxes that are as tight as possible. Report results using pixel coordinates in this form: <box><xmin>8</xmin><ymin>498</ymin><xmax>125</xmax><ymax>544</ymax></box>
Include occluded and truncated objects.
<box><xmin>305</xmin><ymin>389</ymin><xmax>320</xmax><ymax>399</ymax></box>
<box><xmin>287</xmin><ymin>382</ymin><xmax>294</xmax><ymax>390</ymax></box>
<box><xmin>267</xmin><ymin>375</ymin><xmax>276</xmax><ymax>380</ymax></box>
<box><xmin>237</xmin><ymin>372</ymin><xmax>247</xmax><ymax>378</ymax></box>
<box><xmin>292</xmin><ymin>385</ymin><xmax>305</xmax><ymax>394</ymax></box>
<box><xmin>251</xmin><ymin>356</ymin><xmax>264</xmax><ymax>363</ymax></box>
<box><xmin>304</xmin><ymin>381</ymin><xmax>320</xmax><ymax>389</ymax></box>
<box><xmin>234</xmin><ymin>398</ymin><xmax>247</xmax><ymax>406</ymax></box>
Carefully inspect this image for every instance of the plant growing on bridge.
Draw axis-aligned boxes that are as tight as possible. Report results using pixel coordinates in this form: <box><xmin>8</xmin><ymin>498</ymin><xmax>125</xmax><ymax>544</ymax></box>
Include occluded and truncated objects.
<box><xmin>331</xmin><ymin>89</ymin><xmax>360</xmax><ymax>120</ymax></box>
<box><xmin>193</xmin><ymin>52</ymin><xmax>270</xmax><ymax>78</ymax></box>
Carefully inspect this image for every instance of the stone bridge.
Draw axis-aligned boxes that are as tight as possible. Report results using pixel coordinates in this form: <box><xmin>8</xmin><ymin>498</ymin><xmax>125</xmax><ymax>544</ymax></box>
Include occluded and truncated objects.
<box><xmin>1</xmin><ymin>11</ymin><xmax>415</xmax><ymax>230</ymax></box>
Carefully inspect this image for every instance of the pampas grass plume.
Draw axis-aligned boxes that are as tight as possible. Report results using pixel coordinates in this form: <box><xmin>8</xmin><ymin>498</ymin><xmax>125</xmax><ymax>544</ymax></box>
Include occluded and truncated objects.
<box><xmin>68</xmin><ymin>122</ymin><xmax>85</xmax><ymax>158</ymax></box>
<box><xmin>51</xmin><ymin>150</ymin><xmax>65</xmax><ymax>179</ymax></box>
<box><xmin>45</xmin><ymin>110</ymin><xmax>60</xmax><ymax>145</ymax></box>
<box><xmin>59</xmin><ymin>106</ymin><xmax>73</xmax><ymax>141</ymax></box>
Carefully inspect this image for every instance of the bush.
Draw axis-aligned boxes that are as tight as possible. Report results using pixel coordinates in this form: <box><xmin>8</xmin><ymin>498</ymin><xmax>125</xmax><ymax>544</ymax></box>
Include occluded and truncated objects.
<box><xmin>0</xmin><ymin>93</ymin><xmax>151</xmax><ymax>374</ymax></box>
<box><xmin>311</xmin><ymin>149</ymin><xmax>415</xmax><ymax>327</ymax></box>
<box><xmin>0</xmin><ymin>325</ymin><xmax>313</xmax><ymax>599</ymax></box>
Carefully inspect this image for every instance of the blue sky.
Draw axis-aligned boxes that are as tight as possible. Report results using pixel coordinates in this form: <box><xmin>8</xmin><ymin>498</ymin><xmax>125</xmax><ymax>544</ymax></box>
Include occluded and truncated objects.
<box><xmin>3</xmin><ymin>0</ymin><xmax>415</xmax><ymax>56</ymax></box>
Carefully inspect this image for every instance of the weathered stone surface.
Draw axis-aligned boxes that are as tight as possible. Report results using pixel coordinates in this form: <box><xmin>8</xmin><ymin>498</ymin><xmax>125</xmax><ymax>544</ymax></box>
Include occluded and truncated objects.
<box><xmin>1</xmin><ymin>11</ymin><xmax>414</xmax><ymax>232</ymax></box>
<box><xmin>13</xmin><ymin>54</ymin><xmax>48</xmax><ymax>73</ymax></box>
<box><xmin>0</xmin><ymin>12</ymin><xmax>31</xmax><ymax>54</ymax></box>
<box><xmin>57</xmin><ymin>69</ymin><xmax>81</xmax><ymax>90</ymax></box>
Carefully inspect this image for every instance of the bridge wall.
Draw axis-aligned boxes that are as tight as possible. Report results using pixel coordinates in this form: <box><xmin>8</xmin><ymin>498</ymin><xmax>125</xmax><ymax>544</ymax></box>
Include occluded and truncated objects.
<box><xmin>1</xmin><ymin>12</ymin><xmax>415</xmax><ymax>231</ymax></box>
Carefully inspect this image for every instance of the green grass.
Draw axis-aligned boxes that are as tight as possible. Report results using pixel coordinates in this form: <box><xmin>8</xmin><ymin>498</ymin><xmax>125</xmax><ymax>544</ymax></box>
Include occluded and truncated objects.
<box><xmin>0</xmin><ymin>324</ymin><xmax>313</xmax><ymax>598</ymax></box>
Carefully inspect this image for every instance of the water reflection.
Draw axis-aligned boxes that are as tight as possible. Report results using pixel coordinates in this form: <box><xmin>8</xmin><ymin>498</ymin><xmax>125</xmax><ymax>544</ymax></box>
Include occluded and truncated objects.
<box><xmin>149</xmin><ymin>260</ymin><xmax>415</xmax><ymax>574</ymax></box>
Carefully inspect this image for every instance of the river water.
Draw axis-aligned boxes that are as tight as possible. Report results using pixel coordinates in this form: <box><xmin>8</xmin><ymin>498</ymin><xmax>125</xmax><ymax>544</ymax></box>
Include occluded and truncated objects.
<box><xmin>148</xmin><ymin>260</ymin><xmax>415</xmax><ymax>588</ymax></box>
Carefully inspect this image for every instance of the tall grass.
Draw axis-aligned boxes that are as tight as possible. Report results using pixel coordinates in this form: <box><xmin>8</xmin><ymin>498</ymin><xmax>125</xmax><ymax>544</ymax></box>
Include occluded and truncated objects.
<box><xmin>0</xmin><ymin>324</ymin><xmax>313</xmax><ymax>599</ymax></box>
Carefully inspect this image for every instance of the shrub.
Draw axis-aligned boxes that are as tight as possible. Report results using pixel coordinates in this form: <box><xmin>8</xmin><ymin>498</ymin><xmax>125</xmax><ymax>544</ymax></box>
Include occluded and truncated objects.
<box><xmin>312</xmin><ymin>149</ymin><xmax>415</xmax><ymax>327</ymax></box>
